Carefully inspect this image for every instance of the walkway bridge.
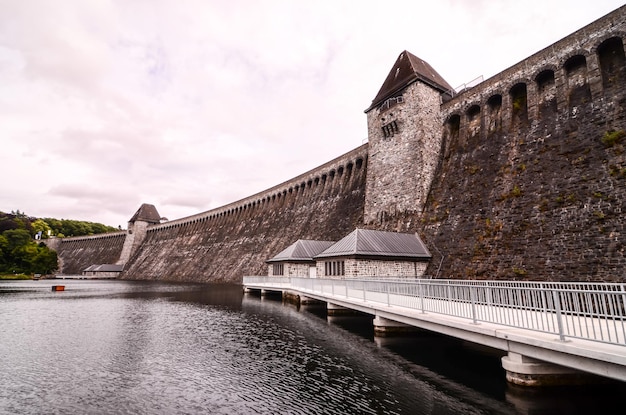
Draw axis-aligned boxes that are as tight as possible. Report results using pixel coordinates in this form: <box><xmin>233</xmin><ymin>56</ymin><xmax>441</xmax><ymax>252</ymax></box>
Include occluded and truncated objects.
<box><xmin>243</xmin><ymin>276</ymin><xmax>626</xmax><ymax>386</ymax></box>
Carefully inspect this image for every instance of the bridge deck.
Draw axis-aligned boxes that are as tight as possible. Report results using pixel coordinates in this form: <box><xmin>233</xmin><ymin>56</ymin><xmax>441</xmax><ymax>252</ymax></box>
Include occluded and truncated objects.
<box><xmin>244</xmin><ymin>277</ymin><xmax>626</xmax><ymax>382</ymax></box>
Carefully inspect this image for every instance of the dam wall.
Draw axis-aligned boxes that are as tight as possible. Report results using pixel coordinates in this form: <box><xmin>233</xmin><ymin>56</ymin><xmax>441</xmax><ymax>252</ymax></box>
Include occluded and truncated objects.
<box><xmin>50</xmin><ymin>6</ymin><xmax>626</xmax><ymax>283</ymax></box>
<box><xmin>120</xmin><ymin>146</ymin><xmax>368</xmax><ymax>282</ymax></box>
<box><xmin>53</xmin><ymin>232</ymin><xmax>127</xmax><ymax>275</ymax></box>
<box><xmin>411</xmin><ymin>9</ymin><xmax>626</xmax><ymax>280</ymax></box>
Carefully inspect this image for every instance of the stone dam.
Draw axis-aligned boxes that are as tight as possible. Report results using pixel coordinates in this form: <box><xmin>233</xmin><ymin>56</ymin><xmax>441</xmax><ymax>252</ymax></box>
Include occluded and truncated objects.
<box><xmin>51</xmin><ymin>6</ymin><xmax>626</xmax><ymax>283</ymax></box>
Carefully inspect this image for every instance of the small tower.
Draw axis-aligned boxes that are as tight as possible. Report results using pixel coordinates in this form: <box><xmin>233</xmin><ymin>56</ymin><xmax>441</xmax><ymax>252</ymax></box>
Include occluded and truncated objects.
<box><xmin>364</xmin><ymin>51</ymin><xmax>452</xmax><ymax>224</ymax></box>
<box><xmin>116</xmin><ymin>203</ymin><xmax>162</xmax><ymax>266</ymax></box>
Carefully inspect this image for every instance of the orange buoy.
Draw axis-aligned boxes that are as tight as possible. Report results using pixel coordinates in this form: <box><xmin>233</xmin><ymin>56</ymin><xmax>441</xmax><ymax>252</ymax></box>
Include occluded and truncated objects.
<box><xmin>51</xmin><ymin>285</ymin><xmax>65</xmax><ymax>292</ymax></box>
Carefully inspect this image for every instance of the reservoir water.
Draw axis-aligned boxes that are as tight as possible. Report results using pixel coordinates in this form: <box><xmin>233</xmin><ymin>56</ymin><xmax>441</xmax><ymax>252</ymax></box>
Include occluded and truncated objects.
<box><xmin>1</xmin><ymin>280</ymin><xmax>624</xmax><ymax>414</ymax></box>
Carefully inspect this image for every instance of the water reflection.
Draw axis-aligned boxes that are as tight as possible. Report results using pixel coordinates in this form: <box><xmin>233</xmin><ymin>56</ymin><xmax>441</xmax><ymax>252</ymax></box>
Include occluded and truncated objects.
<box><xmin>247</xmin><ymin>290</ymin><xmax>626</xmax><ymax>415</ymax></box>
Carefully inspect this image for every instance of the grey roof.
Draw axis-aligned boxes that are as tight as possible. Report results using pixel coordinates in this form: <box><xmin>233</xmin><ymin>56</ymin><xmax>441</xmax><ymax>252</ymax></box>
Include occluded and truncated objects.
<box><xmin>315</xmin><ymin>229</ymin><xmax>431</xmax><ymax>260</ymax></box>
<box><xmin>266</xmin><ymin>239</ymin><xmax>336</xmax><ymax>263</ymax></box>
<box><xmin>83</xmin><ymin>264</ymin><xmax>124</xmax><ymax>272</ymax></box>
<box><xmin>129</xmin><ymin>203</ymin><xmax>161</xmax><ymax>224</ymax></box>
<box><xmin>366</xmin><ymin>50</ymin><xmax>453</xmax><ymax>112</ymax></box>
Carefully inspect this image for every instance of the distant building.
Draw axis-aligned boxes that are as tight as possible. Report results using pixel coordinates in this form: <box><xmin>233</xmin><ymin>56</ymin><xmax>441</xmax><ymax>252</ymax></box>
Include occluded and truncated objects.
<box><xmin>266</xmin><ymin>239</ymin><xmax>335</xmax><ymax>278</ymax></box>
<box><xmin>82</xmin><ymin>264</ymin><xmax>123</xmax><ymax>278</ymax></box>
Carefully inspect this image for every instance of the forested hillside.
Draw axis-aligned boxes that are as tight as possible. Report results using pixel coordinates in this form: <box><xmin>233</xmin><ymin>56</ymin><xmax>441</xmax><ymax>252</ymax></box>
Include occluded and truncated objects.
<box><xmin>0</xmin><ymin>210</ymin><xmax>118</xmax><ymax>276</ymax></box>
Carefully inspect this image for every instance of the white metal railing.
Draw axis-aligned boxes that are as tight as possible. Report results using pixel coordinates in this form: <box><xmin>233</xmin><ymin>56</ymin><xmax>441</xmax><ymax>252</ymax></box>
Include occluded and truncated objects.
<box><xmin>242</xmin><ymin>276</ymin><xmax>626</xmax><ymax>346</ymax></box>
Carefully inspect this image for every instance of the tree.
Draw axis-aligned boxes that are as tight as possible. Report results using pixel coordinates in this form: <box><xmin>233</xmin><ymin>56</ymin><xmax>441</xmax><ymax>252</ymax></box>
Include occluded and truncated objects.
<box><xmin>0</xmin><ymin>210</ymin><xmax>117</xmax><ymax>275</ymax></box>
<box><xmin>29</xmin><ymin>244</ymin><xmax>58</xmax><ymax>274</ymax></box>
<box><xmin>4</xmin><ymin>229</ymin><xmax>32</xmax><ymax>252</ymax></box>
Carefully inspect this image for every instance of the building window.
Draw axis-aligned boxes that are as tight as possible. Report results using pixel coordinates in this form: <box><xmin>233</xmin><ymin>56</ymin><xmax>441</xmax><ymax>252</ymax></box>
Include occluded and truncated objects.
<box><xmin>382</xmin><ymin>120</ymin><xmax>399</xmax><ymax>138</ymax></box>
<box><xmin>324</xmin><ymin>260</ymin><xmax>345</xmax><ymax>276</ymax></box>
<box><xmin>273</xmin><ymin>263</ymin><xmax>284</xmax><ymax>276</ymax></box>
<box><xmin>380</xmin><ymin>96</ymin><xmax>404</xmax><ymax>111</ymax></box>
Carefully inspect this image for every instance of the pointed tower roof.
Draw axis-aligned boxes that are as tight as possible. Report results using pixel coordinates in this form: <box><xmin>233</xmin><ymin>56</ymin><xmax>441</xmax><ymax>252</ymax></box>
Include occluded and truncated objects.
<box><xmin>315</xmin><ymin>229</ymin><xmax>431</xmax><ymax>260</ymax></box>
<box><xmin>266</xmin><ymin>239</ymin><xmax>336</xmax><ymax>263</ymax></box>
<box><xmin>366</xmin><ymin>50</ymin><xmax>453</xmax><ymax>112</ymax></box>
<box><xmin>129</xmin><ymin>203</ymin><xmax>161</xmax><ymax>224</ymax></box>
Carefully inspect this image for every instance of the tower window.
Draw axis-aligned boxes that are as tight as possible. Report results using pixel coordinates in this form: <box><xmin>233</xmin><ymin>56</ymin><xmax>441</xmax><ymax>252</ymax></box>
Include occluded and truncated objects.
<box><xmin>380</xmin><ymin>96</ymin><xmax>404</xmax><ymax>111</ymax></box>
<box><xmin>382</xmin><ymin>120</ymin><xmax>399</xmax><ymax>138</ymax></box>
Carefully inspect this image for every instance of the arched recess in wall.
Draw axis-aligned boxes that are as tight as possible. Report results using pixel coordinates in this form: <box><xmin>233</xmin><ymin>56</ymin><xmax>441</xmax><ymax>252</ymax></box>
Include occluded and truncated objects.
<box><xmin>509</xmin><ymin>83</ymin><xmax>528</xmax><ymax>128</ymax></box>
<box><xmin>486</xmin><ymin>95</ymin><xmax>502</xmax><ymax>134</ymax></box>
<box><xmin>466</xmin><ymin>105</ymin><xmax>481</xmax><ymax>139</ymax></box>
<box><xmin>535</xmin><ymin>69</ymin><xmax>557</xmax><ymax>119</ymax></box>
<box><xmin>445</xmin><ymin>114</ymin><xmax>461</xmax><ymax>152</ymax></box>
<box><xmin>345</xmin><ymin>162</ymin><xmax>353</xmax><ymax>181</ymax></box>
<box><xmin>597</xmin><ymin>36</ymin><xmax>626</xmax><ymax>91</ymax></box>
<box><xmin>564</xmin><ymin>54</ymin><xmax>591</xmax><ymax>109</ymax></box>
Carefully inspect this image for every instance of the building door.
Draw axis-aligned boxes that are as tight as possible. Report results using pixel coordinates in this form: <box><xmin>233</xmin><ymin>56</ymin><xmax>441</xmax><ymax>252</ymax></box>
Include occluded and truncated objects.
<box><xmin>309</xmin><ymin>266</ymin><xmax>317</xmax><ymax>278</ymax></box>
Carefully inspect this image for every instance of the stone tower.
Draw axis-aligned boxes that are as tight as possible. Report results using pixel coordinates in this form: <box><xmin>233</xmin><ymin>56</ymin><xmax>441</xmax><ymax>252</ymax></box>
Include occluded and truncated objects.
<box><xmin>364</xmin><ymin>51</ymin><xmax>453</xmax><ymax>224</ymax></box>
<box><xmin>116</xmin><ymin>203</ymin><xmax>162</xmax><ymax>266</ymax></box>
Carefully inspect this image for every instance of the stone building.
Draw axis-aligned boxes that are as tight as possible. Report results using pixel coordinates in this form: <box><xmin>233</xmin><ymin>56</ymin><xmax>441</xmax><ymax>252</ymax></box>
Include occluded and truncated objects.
<box><xmin>314</xmin><ymin>229</ymin><xmax>431</xmax><ymax>278</ymax></box>
<box><xmin>266</xmin><ymin>239</ymin><xmax>335</xmax><ymax>277</ymax></box>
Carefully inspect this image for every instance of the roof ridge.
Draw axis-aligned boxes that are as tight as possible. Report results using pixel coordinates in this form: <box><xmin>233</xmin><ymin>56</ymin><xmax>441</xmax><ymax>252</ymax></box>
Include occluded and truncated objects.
<box><xmin>366</xmin><ymin>50</ymin><xmax>453</xmax><ymax>112</ymax></box>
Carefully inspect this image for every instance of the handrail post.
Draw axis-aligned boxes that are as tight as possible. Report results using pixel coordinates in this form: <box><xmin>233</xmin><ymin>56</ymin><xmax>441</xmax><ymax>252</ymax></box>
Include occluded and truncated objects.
<box><xmin>386</xmin><ymin>282</ymin><xmax>390</xmax><ymax>306</ymax></box>
<box><xmin>552</xmin><ymin>289</ymin><xmax>566</xmax><ymax>341</ymax></box>
<box><xmin>363</xmin><ymin>280</ymin><xmax>366</xmax><ymax>302</ymax></box>
<box><xmin>419</xmin><ymin>281</ymin><xmax>425</xmax><ymax>314</ymax></box>
<box><xmin>470</xmin><ymin>286</ymin><xmax>478</xmax><ymax>324</ymax></box>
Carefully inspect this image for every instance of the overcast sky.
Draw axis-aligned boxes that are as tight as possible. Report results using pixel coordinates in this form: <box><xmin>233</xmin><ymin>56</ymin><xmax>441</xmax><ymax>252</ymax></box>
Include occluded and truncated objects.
<box><xmin>1</xmin><ymin>1</ymin><xmax>624</xmax><ymax>228</ymax></box>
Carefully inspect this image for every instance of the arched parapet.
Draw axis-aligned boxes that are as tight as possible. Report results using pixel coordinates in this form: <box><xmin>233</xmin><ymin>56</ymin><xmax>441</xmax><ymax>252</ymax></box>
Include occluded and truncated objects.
<box><xmin>534</xmin><ymin>68</ymin><xmax>558</xmax><ymax>120</ymax></box>
<box><xmin>594</xmin><ymin>35</ymin><xmax>626</xmax><ymax>91</ymax></box>
<box><xmin>56</xmin><ymin>231</ymin><xmax>127</xmax><ymax>243</ymax></box>
<box><xmin>443</xmin><ymin>113</ymin><xmax>461</xmax><ymax>155</ymax></box>
<box><xmin>465</xmin><ymin>104</ymin><xmax>481</xmax><ymax>140</ymax></box>
<box><xmin>562</xmin><ymin>52</ymin><xmax>593</xmax><ymax>110</ymax></box>
<box><xmin>590</xmin><ymin>31</ymin><xmax>626</xmax><ymax>54</ymax></box>
<box><xmin>146</xmin><ymin>144</ymin><xmax>369</xmax><ymax>234</ymax></box>
<box><xmin>485</xmin><ymin>94</ymin><xmax>503</xmax><ymax>134</ymax></box>
<box><xmin>508</xmin><ymin>81</ymin><xmax>530</xmax><ymax>129</ymax></box>
<box><xmin>441</xmin><ymin>6</ymin><xmax>626</xmax><ymax>142</ymax></box>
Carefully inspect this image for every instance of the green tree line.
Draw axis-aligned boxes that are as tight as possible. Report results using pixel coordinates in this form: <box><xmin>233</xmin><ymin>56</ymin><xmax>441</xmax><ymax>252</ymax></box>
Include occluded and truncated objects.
<box><xmin>0</xmin><ymin>210</ymin><xmax>119</xmax><ymax>275</ymax></box>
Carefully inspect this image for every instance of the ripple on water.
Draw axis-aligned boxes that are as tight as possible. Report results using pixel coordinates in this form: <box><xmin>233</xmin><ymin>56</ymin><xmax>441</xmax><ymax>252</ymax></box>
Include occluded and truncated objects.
<box><xmin>1</xmin><ymin>282</ymin><xmax>510</xmax><ymax>414</ymax></box>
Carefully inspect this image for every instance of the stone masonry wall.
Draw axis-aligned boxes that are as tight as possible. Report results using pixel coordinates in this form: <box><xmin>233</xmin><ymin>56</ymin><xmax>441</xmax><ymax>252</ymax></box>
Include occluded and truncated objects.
<box><xmin>314</xmin><ymin>258</ymin><xmax>428</xmax><ymax>278</ymax></box>
<box><xmin>55</xmin><ymin>232</ymin><xmax>127</xmax><ymax>275</ymax></box>
<box><xmin>382</xmin><ymin>6</ymin><xmax>626</xmax><ymax>281</ymax></box>
<box><xmin>348</xmin><ymin>259</ymin><xmax>428</xmax><ymax>278</ymax></box>
<box><xmin>267</xmin><ymin>263</ymin><xmax>311</xmax><ymax>277</ymax></box>
<box><xmin>121</xmin><ymin>146</ymin><xmax>368</xmax><ymax>283</ymax></box>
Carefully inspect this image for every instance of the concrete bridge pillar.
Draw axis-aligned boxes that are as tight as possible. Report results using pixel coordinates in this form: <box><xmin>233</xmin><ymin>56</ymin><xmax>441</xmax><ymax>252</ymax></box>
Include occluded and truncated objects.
<box><xmin>327</xmin><ymin>302</ymin><xmax>360</xmax><ymax>316</ymax></box>
<box><xmin>501</xmin><ymin>352</ymin><xmax>599</xmax><ymax>386</ymax></box>
<box><xmin>373</xmin><ymin>316</ymin><xmax>417</xmax><ymax>337</ymax></box>
<box><xmin>298</xmin><ymin>295</ymin><xmax>322</xmax><ymax>305</ymax></box>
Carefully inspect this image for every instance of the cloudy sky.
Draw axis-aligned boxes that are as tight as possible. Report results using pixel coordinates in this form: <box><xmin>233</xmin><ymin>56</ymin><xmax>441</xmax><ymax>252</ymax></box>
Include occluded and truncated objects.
<box><xmin>1</xmin><ymin>0</ymin><xmax>623</xmax><ymax>228</ymax></box>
